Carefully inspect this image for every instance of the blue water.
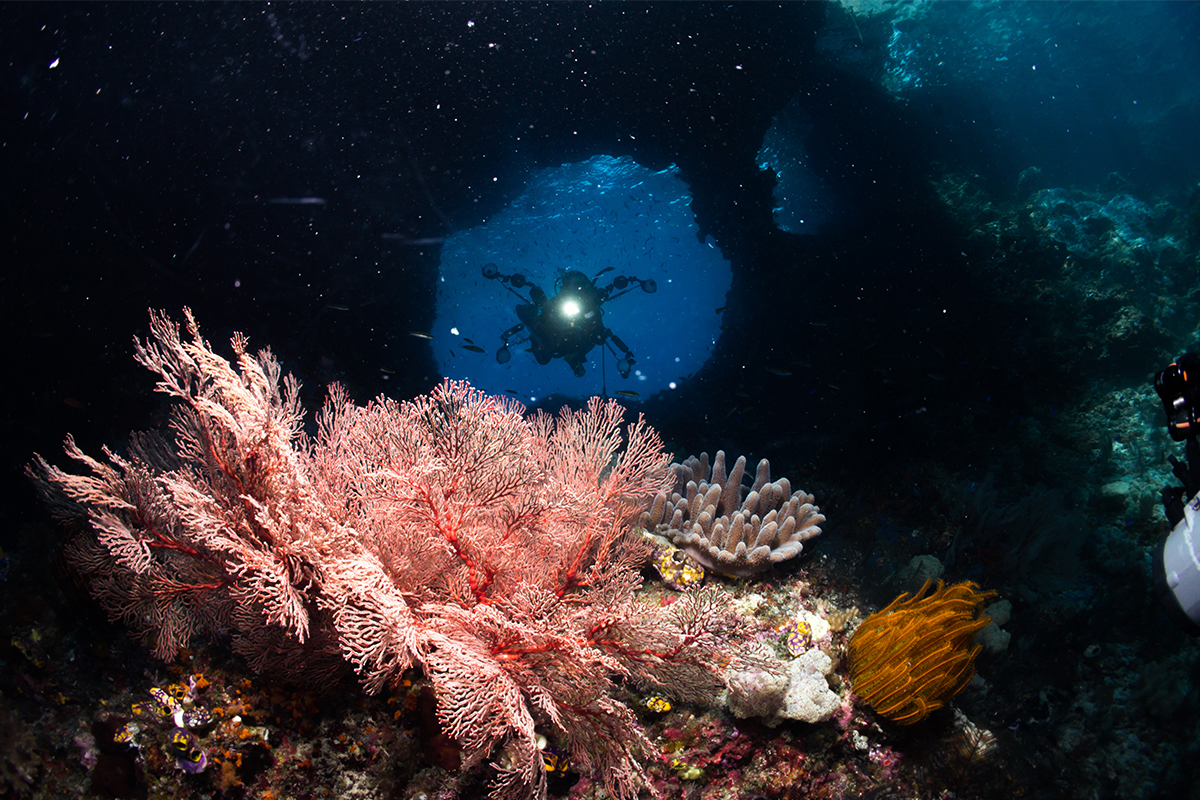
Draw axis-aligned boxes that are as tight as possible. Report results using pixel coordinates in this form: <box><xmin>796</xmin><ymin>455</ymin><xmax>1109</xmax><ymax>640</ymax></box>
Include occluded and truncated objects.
<box><xmin>432</xmin><ymin>155</ymin><xmax>730</xmax><ymax>402</ymax></box>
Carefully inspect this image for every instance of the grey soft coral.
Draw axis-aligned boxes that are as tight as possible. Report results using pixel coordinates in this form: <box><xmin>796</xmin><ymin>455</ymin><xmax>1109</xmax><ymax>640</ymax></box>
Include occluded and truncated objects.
<box><xmin>637</xmin><ymin>450</ymin><xmax>824</xmax><ymax>577</ymax></box>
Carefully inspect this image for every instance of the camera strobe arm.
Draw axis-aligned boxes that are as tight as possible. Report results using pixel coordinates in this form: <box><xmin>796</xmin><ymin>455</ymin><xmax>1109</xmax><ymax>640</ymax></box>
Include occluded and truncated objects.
<box><xmin>1164</xmin><ymin>438</ymin><xmax>1200</xmax><ymax>527</ymax></box>
<box><xmin>602</xmin><ymin>274</ymin><xmax>658</xmax><ymax>302</ymax></box>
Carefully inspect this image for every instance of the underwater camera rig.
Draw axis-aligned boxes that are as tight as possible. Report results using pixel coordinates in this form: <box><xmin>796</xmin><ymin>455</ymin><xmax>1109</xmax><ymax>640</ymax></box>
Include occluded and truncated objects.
<box><xmin>482</xmin><ymin>263</ymin><xmax>656</xmax><ymax>379</ymax></box>
<box><xmin>1155</xmin><ymin>352</ymin><xmax>1200</xmax><ymax>635</ymax></box>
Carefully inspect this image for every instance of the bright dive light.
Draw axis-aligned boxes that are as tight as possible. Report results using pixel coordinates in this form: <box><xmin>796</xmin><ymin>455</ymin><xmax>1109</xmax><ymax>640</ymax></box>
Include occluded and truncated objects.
<box><xmin>559</xmin><ymin>298</ymin><xmax>581</xmax><ymax>319</ymax></box>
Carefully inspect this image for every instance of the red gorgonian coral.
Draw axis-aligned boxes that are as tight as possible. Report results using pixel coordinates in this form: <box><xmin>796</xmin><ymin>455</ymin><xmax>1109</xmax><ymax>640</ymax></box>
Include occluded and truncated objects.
<box><xmin>29</xmin><ymin>309</ymin><xmax>742</xmax><ymax>800</ymax></box>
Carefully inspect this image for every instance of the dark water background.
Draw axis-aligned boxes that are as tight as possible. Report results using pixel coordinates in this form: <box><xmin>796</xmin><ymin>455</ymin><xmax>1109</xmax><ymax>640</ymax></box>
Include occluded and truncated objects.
<box><xmin>3</xmin><ymin>3</ymin><xmax>1200</xmax><ymax>798</ymax></box>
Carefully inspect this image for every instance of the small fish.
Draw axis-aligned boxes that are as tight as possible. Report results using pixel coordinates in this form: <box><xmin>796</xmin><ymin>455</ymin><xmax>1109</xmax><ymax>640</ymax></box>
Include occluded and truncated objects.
<box><xmin>268</xmin><ymin>197</ymin><xmax>327</xmax><ymax>206</ymax></box>
<box><xmin>379</xmin><ymin>367</ymin><xmax>395</xmax><ymax>374</ymax></box>
<box><xmin>715</xmin><ymin>306</ymin><xmax>726</xmax><ymax>314</ymax></box>
<box><xmin>324</xmin><ymin>304</ymin><xmax>350</xmax><ymax>311</ymax></box>
<box><xmin>615</xmin><ymin>390</ymin><xmax>640</xmax><ymax>398</ymax></box>
<box><xmin>505</xmin><ymin>389</ymin><xmax>518</xmax><ymax>395</ymax></box>
<box><xmin>379</xmin><ymin>235</ymin><xmax>445</xmax><ymax>245</ymax></box>
<box><xmin>463</xmin><ymin>337</ymin><xmax>475</xmax><ymax>345</ymax></box>
<box><xmin>462</xmin><ymin>345</ymin><xmax>485</xmax><ymax>353</ymax></box>
<box><xmin>408</xmin><ymin>331</ymin><xmax>434</xmax><ymax>340</ymax></box>
<box><xmin>767</xmin><ymin>368</ymin><xmax>792</xmax><ymax>376</ymax></box>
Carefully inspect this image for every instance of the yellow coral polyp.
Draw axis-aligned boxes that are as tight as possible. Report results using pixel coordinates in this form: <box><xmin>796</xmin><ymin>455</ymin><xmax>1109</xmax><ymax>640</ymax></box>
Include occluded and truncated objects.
<box><xmin>848</xmin><ymin>579</ymin><xmax>996</xmax><ymax>725</ymax></box>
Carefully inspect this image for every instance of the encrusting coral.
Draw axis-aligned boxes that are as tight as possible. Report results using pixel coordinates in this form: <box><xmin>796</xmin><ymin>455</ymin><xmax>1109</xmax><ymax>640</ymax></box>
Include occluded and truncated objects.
<box><xmin>848</xmin><ymin>580</ymin><xmax>996</xmax><ymax>725</ymax></box>
<box><xmin>636</xmin><ymin>451</ymin><xmax>824</xmax><ymax>577</ymax></box>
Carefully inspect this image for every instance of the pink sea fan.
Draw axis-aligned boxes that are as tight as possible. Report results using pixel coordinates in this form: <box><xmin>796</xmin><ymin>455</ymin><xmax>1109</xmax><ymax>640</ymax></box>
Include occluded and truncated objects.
<box><xmin>30</xmin><ymin>309</ymin><xmax>745</xmax><ymax>800</ymax></box>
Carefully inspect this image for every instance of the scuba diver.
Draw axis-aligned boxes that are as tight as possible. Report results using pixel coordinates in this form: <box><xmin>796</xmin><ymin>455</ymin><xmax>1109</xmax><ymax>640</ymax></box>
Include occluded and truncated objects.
<box><xmin>483</xmin><ymin>263</ymin><xmax>656</xmax><ymax>378</ymax></box>
<box><xmin>1154</xmin><ymin>351</ymin><xmax>1200</xmax><ymax>635</ymax></box>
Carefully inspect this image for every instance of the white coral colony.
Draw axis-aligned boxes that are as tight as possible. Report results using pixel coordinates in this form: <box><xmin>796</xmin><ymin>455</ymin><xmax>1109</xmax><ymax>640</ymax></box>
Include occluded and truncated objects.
<box><xmin>638</xmin><ymin>451</ymin><xmax>824</xmax><ymax>577</ymax></box>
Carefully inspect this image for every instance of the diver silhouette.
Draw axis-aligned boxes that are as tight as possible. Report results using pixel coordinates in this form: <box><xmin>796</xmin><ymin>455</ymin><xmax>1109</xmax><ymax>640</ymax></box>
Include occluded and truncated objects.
<box><xmin>484</xmin><ymin>264</ymin><xmax>655</xmax><ymax>378</ymax></box>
